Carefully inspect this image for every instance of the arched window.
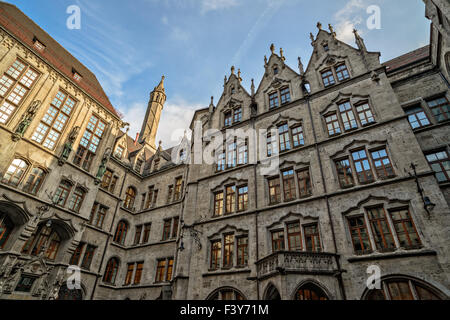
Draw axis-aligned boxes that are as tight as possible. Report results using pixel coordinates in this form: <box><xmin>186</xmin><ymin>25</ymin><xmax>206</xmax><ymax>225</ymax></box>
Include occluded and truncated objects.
<box><xmin>22</xmin><ymin>223</ymin><xmax>62</xmax><ymax>260</ymax></box>
<box><xmin>207</xmin><ymin>287</ymin><xmax>246</xmax><ymax>300</ymax></box>
<box><xmin>2</xmin><ymin>158</ymin><xmax>29</xmax><ymax>187</ymax></box>
<box><xmin>295</xmin><ymin>283</ymin><xmax>329</xmax><ymax>300</ymax></box>
<box><xmin>0</xmin><ymin>213</ymin><xmax>14</xmax><ymax>249</ymax></box>
<box><xmin>68</xmin><ymin>187</ymin><xmax>85</xmax><ymax>213</ymax></box>
<box><xmin>103</xmin><ymin>258</ymin><xmax>119</xmax><ymax>284</ymax></box>
<box><xmin>365</xmin><ymin>277</ymin><xmax>443</xmax><ymax>300</ymax></box>
<box><xmin>114</xmin><ymin>220</ymin><xmax>128</xmax><ymax>245</ymax></box>
<box><xmin>264</xmin><ymin>284</ymin><xmax>281</xmax><ymax>300</ymax></box>
<box><xmin>57</xmin><ymin>284</ymin><xmax>83</xmax><ymax>300</ymax></box>
<box><xmin>124</xmin><ymin>187</ymin><xmax>136</xmax><ymax>210</ymax></box>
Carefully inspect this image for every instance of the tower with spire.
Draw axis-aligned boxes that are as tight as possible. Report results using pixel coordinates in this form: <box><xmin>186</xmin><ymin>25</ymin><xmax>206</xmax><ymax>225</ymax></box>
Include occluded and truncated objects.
<box><xmin>139</xmin><ymin>76</ymin><xmax>166</xmax><ymax>152</ymax></box>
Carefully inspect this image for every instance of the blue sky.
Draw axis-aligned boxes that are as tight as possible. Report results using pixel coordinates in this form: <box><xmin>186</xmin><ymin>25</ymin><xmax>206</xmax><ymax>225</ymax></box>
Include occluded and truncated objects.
<box><xmin>8</xmin><ymin>0</ymin><xmax>430</xmax><ymax>147</ymax></box>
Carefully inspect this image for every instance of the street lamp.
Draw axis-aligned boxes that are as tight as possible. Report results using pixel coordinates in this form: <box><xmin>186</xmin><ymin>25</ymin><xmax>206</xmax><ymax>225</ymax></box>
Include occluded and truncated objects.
<box><xmin>410</xmin><ymin>163</ymin><xmax>436</xmax><ymax>217</ymax></box>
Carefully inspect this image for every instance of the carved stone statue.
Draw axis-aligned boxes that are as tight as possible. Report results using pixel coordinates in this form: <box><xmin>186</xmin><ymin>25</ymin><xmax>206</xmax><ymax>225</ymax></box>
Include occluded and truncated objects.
<box><xmin>95</xmin><ymin>149</ymin><xmax>111</xmax><ymax>185</ymax></box>
<box><xmin>58</xmin><ymin>126</ymin><xmax>80</xmax><ymax>166</ymax></box>
<box><xmin>12</xmin><ymin>100</ymin><xmax>41</xmax><ymax>141</ymax></box>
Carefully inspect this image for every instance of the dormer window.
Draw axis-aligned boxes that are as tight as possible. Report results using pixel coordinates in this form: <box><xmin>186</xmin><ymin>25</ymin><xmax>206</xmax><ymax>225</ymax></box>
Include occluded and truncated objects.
<box><xmin>135</xmin><ymin>159</ymin><xmax>144</xmax><ymax>173</ymax></box>
<box><xmin>269</xmin><ymin>92</ymin><xmax>279</xmax><ymax>109</ymax></box>
<box><xmin>321</xmin><ymin>69</ymin><xmax>335</xmax><ymax>87</ymax></box>
<box><xmin>114</xmin><ymin>146</ymin><xmax>124</xmax><ymax>159</ymax></box>
<box><xmin>230</xmin><ymin>86</ymin><xmax>236</xmax><ymax>94</ymax></box>
<box><xmin>224</xmin><ymin>108</ymin><xmax>242</xmax><ymax>127</ymax></box>
<box><xmin>224</xmin><ymin>111</ymin><xmax>232</xmax><ymax>127</ymax></box>
<box><xmin>73</xmin><ymin>72</ymin><xmax>82</xmax><ymax>82</ymax></box>
<box><xmin>273</xmin><ymin>66</ymin><xmax>279</xmax><ymax>75</ymax></box>
<box><xmin>335</xmin><ymin>64</ymin><xmax>350</xmax><ymax>81</ymax></box>
<box><xmin>280</xmin><ymin>87</ymin><xmax>291</xmax><ymax>105</ymax></box>
<box><xmin>153</xmin><ymin>158</ymin><xmax>160</xmax><ymax>171</ymax></box>
<box><xmin>180</xmin><ymin>149</ymin><xmax>187</xmax><ymax>162</ymax></box>
<box><xmin>323</xmin><ymin>44</ymin><xmax>329</xmax><ymax>52</ymax></box>
<box><xmin>33</xmin><ymin>38</ymin><xmax>46</xmax><ymax>52</ymax></box>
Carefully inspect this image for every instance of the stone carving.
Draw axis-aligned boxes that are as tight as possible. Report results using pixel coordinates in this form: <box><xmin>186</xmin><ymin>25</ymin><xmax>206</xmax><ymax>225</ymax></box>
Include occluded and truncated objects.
<box><xmin>95</xmin><ymin>148</ymin><xmax>111</xmax><ymax>185</ymax></box>
<box><xmin>12</xmin><ymin>100</ymin><xmax>41</xmax><ymax>141</ymax></box>
<box><xmin>58</xmin><ymin>126</ymin><xmax>80</xmax><ymax>166</ymax></box>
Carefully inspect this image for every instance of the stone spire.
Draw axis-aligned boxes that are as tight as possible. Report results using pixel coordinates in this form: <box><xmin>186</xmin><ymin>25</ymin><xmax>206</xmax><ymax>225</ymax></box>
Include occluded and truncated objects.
<box><xmin>353</xmin><ymin>28</ymin><xmax>367</xmax><ymax>52</ymax></box>
<box><xmin>139</xmin><ymin>75</ymin><xmax>166</xmax><ymax>151</ymax></box>
<box><xmin>251</xmin><ymin>79</ymin><xmax>255</xmax><ymax>97</ymax></box>
<box><xmin>298</xmin><ymin>57</ymin><xmax>304</xmax><ymax>76</ymax></box>
<box><xmin>209</xmin><ymin>96</ymin><xmax>215</xmax><ymax>113</ymax></box>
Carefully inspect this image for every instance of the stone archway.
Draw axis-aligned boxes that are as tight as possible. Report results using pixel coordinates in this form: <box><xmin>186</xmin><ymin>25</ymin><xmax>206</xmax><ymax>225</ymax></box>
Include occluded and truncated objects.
<box><xmin>264</xmin><ymin>283</ymin><xmax>281</xmax><ymax>300</ymax></box>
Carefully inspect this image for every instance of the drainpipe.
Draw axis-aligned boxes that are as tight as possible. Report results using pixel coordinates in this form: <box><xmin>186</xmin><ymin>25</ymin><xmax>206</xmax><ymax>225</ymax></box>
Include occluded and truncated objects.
<box><xmin>90</xmin><ymin>168</ymin><xmax>129</xmax><ymax>300</ymax></box>
<box><xmin>305</xmin><ymin>94</ymin><xmax>347</xmax><ymax>300</ymax></box>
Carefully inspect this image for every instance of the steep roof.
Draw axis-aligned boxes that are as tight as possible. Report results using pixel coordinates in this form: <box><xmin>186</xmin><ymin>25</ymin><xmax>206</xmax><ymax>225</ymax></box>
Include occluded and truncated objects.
<box><xmin>383</xmin><ymin>45</ymin><xmax>430</xmax><ymax>73</ymax></box>
<box><xmin>0</xmin><ymin>2</ymin><xmax>120</xmax><ymax>118</ymax></box>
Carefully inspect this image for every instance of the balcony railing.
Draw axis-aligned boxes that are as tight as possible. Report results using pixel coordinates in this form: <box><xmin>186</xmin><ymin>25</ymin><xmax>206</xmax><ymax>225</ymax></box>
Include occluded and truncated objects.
<box><xmin>256</xmin><ymin>251</ymin><xmax>339</xmax><ymax>279</ymax></box>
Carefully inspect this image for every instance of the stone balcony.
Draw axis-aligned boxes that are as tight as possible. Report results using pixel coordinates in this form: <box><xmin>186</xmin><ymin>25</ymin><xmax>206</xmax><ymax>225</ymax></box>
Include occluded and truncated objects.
<box><xmin>256</xmin><ymin>251</ymin><xmax>340</xmax><ymax>279</ymax></box>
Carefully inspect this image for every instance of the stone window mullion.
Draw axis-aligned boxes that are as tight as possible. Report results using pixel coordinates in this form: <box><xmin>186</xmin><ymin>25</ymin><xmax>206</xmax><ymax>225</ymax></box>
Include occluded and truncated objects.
<box><xmin>363</xmin><ymin>211</ymin><xmax>377</xmax><ymax>253</ymax></box>
<box><xmin>385</xmin><ymin>209</ymin><xmax>401</xmax><ymax>249</ymax></box>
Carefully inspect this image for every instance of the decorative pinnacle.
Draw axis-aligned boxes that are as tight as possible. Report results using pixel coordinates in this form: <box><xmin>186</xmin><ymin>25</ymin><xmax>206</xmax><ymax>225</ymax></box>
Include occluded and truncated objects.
<box><xmin>298</xmin><ymin>57</ymin><xmax>304</xmax><ymax>75</ymax></box>
<box><xmin>317</xmin><ymin>22</ymin><xmax>322</xmax><ymax>30</ymax></box>
<box><xmin>329</xmin><ymin>24</ymin><xmax>336</xmax><ymax>38</ymax></box>
<box><xmin>210</xmin><ymin>96</ymin><xmax>214</xmax><ymax>105</ymax></box>
<box><xmin>238</xmin><ymin>69</ymin><xmax>242</xmax><ymax>82</ymax></box>
<box><xmin>310</xmin><ymin>32</ymin><xmax>315</xmax><ymax>42</ymax></box>
<box><xmin>270</xmin><ymin>43</ymin><xmax>275</xmax><ymax>54</ymax></box>
<box><xmin>231</xmin><ymin>66</ymin><xmax>235</xmax><ymax>74</ymax></box>
<box><xmin>280</xmin><ymin>48</ymin><xmax>285</xmax><ymax>61</ymax></box>
<box><xmin>264</xmin><ymin>55</ymin><xmax>268</xmax><ymax>65</ymax></box>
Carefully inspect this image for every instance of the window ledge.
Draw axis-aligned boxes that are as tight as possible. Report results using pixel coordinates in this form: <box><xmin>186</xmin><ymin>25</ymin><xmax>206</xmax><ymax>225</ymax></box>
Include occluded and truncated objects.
<box><xmin>202</xmin><ymin>268</ymin><xmax>251</xmax><ymax>278</ymax></box>
<box><xmin>347</xmin><ymin>248</ymin><xmax>436</xmax><ymax>263</ymax></box>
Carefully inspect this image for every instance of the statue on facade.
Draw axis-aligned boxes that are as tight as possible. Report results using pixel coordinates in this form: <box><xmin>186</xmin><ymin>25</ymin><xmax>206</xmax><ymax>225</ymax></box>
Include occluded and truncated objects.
<box><xmin>58</xmin><ymin>126</ymin><xmax>80</xmax><ymax>166</ymax></box>
<box><xmin>95</xmin><ymin>148</ymin><xmax>111</xmax><ymax>185</ymax></box>
<box><xmin>12</xmin><ymin>100</ymin><xmax>41</xmax><ymax>141</ymax></box>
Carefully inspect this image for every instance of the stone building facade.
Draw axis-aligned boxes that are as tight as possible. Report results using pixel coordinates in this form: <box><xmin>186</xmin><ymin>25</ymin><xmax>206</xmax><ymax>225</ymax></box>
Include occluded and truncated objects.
<box><xmin>0</xmin><ymin>1</ymin><xmax>449</xmax><ymax>300</ymax></box>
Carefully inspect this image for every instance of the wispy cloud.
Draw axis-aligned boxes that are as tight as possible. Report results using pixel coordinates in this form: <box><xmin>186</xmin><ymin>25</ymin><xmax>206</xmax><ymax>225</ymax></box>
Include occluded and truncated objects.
<box><xmin>201</xmin><ymin>0</ymin><xmax>240</xmax><ymax>14</ymax></box>
<box><xmin>334</xmin><ymin>0</ymin><xmax>366</xmax><ymax>43</ymax></box>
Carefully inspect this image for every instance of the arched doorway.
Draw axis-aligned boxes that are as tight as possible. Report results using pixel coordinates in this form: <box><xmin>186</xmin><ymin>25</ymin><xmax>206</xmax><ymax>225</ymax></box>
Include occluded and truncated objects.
<box><xmin>264</xmin><ymin>284</ymin><xmax>281</xmax><ymax>300</ymax></box>
<box><xmin>294</xmin><ymin>282</ymin><xmax>329</xmax><ymax>301</ymax></box>
<box><xmin>364</xmin><ymin>276</ymin><xmax>445</xmax><ymax>300</ymax></box>
<box><xmin>57</xmin><ymin>284</ymin><xmax>83</xmax><ymax>300</ymax></box>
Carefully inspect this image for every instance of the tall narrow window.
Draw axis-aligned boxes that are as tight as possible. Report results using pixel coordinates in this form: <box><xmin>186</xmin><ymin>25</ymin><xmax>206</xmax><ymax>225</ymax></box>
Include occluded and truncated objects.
<box><xmin>210</xmin><ymin>240</ymin><xmax>222</xmax><ymax>270</ymax></box>
<box><xmin>69</xmin><ymin>242</ymin><xmax>85</xmax><ymax>265</ymax></box>
<box><xmin>282</xmin><ymin>169</ymin><xmax>296</xmax><ymax>202</ymax></box>
<box><xmin>280</xmin><ymin>87</ymin><xmax>291</xmax><ymax>105</ymax></box>
<box><xmin>348</xmin><ymin>216</ymin><xmax>372</xmax><ymax>254</ymax></box>
<box><xmin>166</xmin><ymin>259</ymin><xmax>173</xmax><ymax>281</ymax></box>
<box><xmin>225</xmin><ymin>186</ymin><xmax>236</xmax><ymax>214</ymax></box>
<box><xmin>321</xmin><ymin>69</ymin><xmax>335</xmax><ymax>87</ymax></box>
<box><xmin>266</xmin><ymin>134</ymin><xmax>273</xmax><ymax>157</ymax></box>
<box><xmin>1</xmin><ymin>158</ymin><xmax>28</xmax><ymax>187</ymax></box>
<box><xmin>335</xmin><ymin>64</ymin><xmax>350</xmax><ymax>81</ymax></box>
<box><xmin>135</xmin><ymin>159</ymin><xmax>144</xmax><ymax>173</ymax></box>
<box><xmin>297</xmin><ymin>169</ymin><xmax>312</xmax><ymax>197</ymax></box>
<box><xmin>134</xmin><ymin>225</ymin><xmax>143</xmax><ymax>245</ymax></box>
<box><xmin>74</xmin><ymin>115</ymin><xmax>106</xmax><ymax>171</ymax></box>
<box><xmin>287</xmin><ymin>222</ymin><xmax>302</xmax><ymax>251</ymax></box>
<box><xmin>223</xmin><ymin>234</ymin><xmax>234</xmax><ymax>268</ymax></box>
<box><xmin>217</xmin><ymin>150</ymin><xmax>226</xmax><ymax>172</ymax></box>
<box><xmin>124</xmin><ymin>187</ymin><xmax>136</xmax><ymax>210</ymax></box>
<box><xmin>269</xmin><ymin>92</ymin><xmax>279</xmax><ymax>109</ymax></box>
<box><xmin>31</xmin><ymin>91</ymin><xmax>76</xmax><ymax>150</ymax></box>
<box><xmin>162</xmin><ymin>220</ymin><xmax>171</xmax><ymax>241</ymax></box>
<box><xmin>291</xmin><ymin>126</ymin><xmax>305</xmax><ymax>148</ymax></box>
<box><xmin>0</xmin><ymin>214</ymin><xmax>13</xmax><ymax>249</ymax></box>
<box><xmin>339</xmin><ymin>102</ymin><xmax>358</xmax><ymax>131</ymax></box>
<box><xmin>325</xmin><ymin>114</ymin><xmax>341</xmax><ymax>136</ymax></box>
<box><xmin>143</xmin><ymin>224</ymin><xmax>151</xmax><ymax>243</ymax></box>
<box><xmin>114</xmin><ymin>221</ymin><xmax>128</xmax><ymax>245</ymax></box>
<box><xmin>224</xmin><ymin>111</ymin><xmax>232</xmax><ymax>127</ymax></box>
<box><xmin>271</xmin><ymin>230</ymin><xmax>285</xmax><ymax>252</ymax></box>
<box><xmin>68</xmin><ymin>187</ymin><xmax>85</xmax><ymax>213</ymax></box>
<box><xmin>371</xmin><ymin>148</ymin><xmax>395</xmax><ymax>179</ymax></box>
<box><xmin>234</xmin><ymin>107</ymin><xmax>242</xmax><ymax>123</ymax></box>
<box><xmin>237</xmin><ymin>186</ymin><xmax>248</xmax><ymax>212</ymax></box>
<box><xmin>336</xmin><ymin>158</ymin><xmax>354</xmax><ymax>188</ymax></box>
<box><xmin>352</xmin><ymin>149</ymin><xmax>374</xmax><ymax>184</ymax></box>
<box><xmin>367</xmin><ymin>207</ymin><xmax>395</xmax><ymax>251</ymax></box>
<box><xmin>172</xmin><ymin>217</ymin><xmax>179</xmax><ymax>239</ymax></box>
<box><xmin>268</xmin><ymin>177</ymin><xmax>281</xmax><ymax>204</ymax></box>
<box><xmin>22</xmin><ymin>167</ymin><xmax>45</xmax><ymax>195</ymax></box>
<box><xmin>390</xmin><ymin>209</ymin><xmax>421</xmax><ymax>249</ymax></box>
<box><xmin>304</xmin><ymin>224</ymin><xmax>322</xmax><ymax>252</ymax></box>
<box><xmin>103</xmin><ymin>258</ymin><xmax>119</xmax><ymax>284</ymax></box>
<box><xmin>155</xmin><ymin>260</ymin><xmax>166</xmax><ymax>283</ymax></box>
<box><xmin>0</xmin><ymin>59</ymin><xmax>39</xmax><ymax>124</ymax></box>
<box><xmin>146</xmin><ymin>187</ymin><xmax>154</xmax><ymax>209</ymax></box>
<box><xmin>278</xmin><ymin>124</ymin><xmax>291</xmax><ymax>152</ymax></box>
<box><xmin>124</xmin><ymin>263</ymin><xmax>134</xmax><ymax>285</ymax></box>
<box><xmin>174</xmin><ymin>177</ymin><xmax>183</xmax><ymax>201</ymax></box>
<box><xmin>167</xmin><ymin>185</ymin><xmax>174</xmax><ymax>204</ymax></box>
<box><xmin>426</xmin><ymin>96</ymin><xmax>449</xmax><ymax>122</ymax></box>
<box><xmin>134</xmin><ymin>262</ymin><xmax>144</xmax><ymax>284</ymax></box>
<box><xmin>237</xmin><ymin>237</ymin><xmax>248</xmax><ymax>266</ymax></box>
<box><xmin>227</xmin><ymin>140</ymin><xmax>237</xmax><ymax>168</ymax></box>
<box><xmin>53</xmin><ymin>180</ymin><xmax>72</xmax><ymax>207</ymax></box>
<box><xmin>426</xmin><ymin>150</ymin><xmax>450</xmax><ymax>182</ymax></box>
<box><xmin>356</xmin><ymin>103</ymin><xmax>375</xmax><ymax>126</ymax></box>
<box><xmin>237</xmin><ymin>141</ymin><xmax>248</xmax><ymax>165</ymax></box>
<box><xmin>81</xmin><ymin>245</ymin><xmax>96</xmax><ymax>270</ymax></box>
<box><xmin>114</xmin><ymin>146</ymin><xmax>124</xmax><ymax>159</ymax></box>
<box><xmin>405</xmin><ymin>105</ymin><xmax>430</xmax><ymax>129</ymax></box>
<box><xmin>90</xmin><ymin>204</ymin><xmax>107</xmax><ymax>229</ymax></box>
<box><xmin>214</xmin><ymin>191</ymin><xmax>224</xmax><ymax>217</ymax></box>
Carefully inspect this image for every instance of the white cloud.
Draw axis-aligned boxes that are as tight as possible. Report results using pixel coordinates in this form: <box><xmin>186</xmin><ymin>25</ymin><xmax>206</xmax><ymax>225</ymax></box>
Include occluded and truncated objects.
<box><xmin>118</xmin><ymin>100</ymin><xmax>202</xmax><ymax>149</ymax></box>
<box><xmin>334</xmin><ymin>0</ymin><xmax>366</xmax><ymax>43</ymax></box>
<box><xmin>201</xmin><ymin>0</ymin><xmax>240</xmax><ymax>14</ymax></box>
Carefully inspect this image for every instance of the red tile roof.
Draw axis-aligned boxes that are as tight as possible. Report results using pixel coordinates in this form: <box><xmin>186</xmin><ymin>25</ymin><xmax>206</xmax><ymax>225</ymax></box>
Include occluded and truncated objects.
<box><xmin>383</xmin><ymin>45</ymin><xmax>430</xmax><ymax>73</ymax></box>
<box><xmin>0</xmin><ymin>2</ymin><xmax>120</xmax><ymax>118</ymax></box>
